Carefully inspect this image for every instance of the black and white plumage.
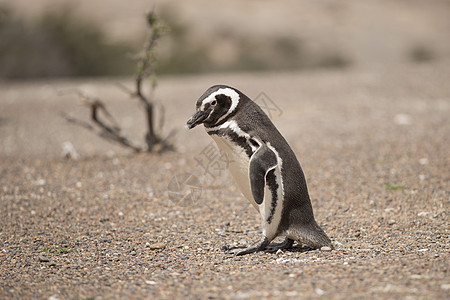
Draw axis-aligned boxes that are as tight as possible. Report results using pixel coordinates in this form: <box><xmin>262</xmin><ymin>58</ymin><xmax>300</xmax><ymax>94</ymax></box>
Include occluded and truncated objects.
<box><xmin>187</xmin><ymin>85</ymin><xmax>333</xmax><ymax>255</ymax></box>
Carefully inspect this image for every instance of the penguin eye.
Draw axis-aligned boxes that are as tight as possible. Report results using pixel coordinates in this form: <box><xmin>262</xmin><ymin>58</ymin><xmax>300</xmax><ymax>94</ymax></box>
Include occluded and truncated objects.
<box><xmin>210</xmin><ymin>100</ymin><xmax>217</xmax><ymax>106</ymax></box>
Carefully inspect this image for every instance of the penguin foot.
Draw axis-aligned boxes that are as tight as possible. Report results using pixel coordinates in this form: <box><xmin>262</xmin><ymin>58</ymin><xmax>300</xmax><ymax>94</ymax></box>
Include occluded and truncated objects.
<box><xmin>265</xmin><ymin>237</ymin><xmax>294</xmax><ymax>252</ymax></box>
<box><xmin>225</xmin><ymin>236</ymin><xmax>270</xmax><ymax>256</ymax></box>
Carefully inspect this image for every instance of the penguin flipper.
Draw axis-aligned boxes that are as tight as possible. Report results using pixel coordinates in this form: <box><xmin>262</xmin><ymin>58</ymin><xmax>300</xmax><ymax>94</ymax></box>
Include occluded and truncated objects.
<box><xmin>249</xmin><ymin>144</ymin><xmax>278</xmax><ymax>205</ymax></box>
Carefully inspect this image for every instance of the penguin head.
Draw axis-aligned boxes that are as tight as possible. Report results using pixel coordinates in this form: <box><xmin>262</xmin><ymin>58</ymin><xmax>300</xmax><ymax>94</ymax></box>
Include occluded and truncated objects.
<box><xmin>186</xmin><ymin>85</ymin><xmax>242</xmax><ymax>129</ymax></box>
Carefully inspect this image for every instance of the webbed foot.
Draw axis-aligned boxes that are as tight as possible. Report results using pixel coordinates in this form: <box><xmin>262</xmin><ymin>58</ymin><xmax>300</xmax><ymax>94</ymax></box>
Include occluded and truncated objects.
<box><xmin>266</xmin><ymin>237</ymin><xmax>294</xmax><ymax>252</ymax></box>
<box><xmin>225</xmin><ymin>236</ymin><xmax>270</xmax><ymax>256</ymax></box>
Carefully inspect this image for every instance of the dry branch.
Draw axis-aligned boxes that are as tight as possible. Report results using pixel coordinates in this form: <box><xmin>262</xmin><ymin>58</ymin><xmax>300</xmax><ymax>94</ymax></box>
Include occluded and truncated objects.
<box><xmin>60</xmin><ymin>11</ymin><xmax>175</xmax><ymax>154</ymax></box>
<box><xmin>59</xmin><ymin>89</ymin><xmax>142</xmax><ymax>152</ymax></box>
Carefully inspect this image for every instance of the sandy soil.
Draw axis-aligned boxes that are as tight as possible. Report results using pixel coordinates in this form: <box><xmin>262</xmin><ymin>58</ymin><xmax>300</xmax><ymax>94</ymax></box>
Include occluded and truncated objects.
<box><xmin>0</xmin><ymin>61</ymin><xmax>449</xmax><ymax>299</ymax></box>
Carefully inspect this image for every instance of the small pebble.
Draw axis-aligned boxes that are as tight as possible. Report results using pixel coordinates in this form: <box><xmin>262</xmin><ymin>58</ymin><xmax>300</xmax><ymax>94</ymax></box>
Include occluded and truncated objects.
<box><xmin>315</xmin><ymin>288</ymin><xmax>325</xmax><ymax>295</ymax></box>
<box><xmin>419</xmin><ymin>158</ymin><xmax>428</xmax><ymax>165</ymax></box>
<box><xmin>320</xmin><ymin>246</ymin><xmax>332</xmax><ymax>252</ymax></box>
<box><xmin>216</xmin><ymin>230</ymin><xmax>226</xmax><ymax>236</ymax></box>
<box><xmin>148</xmin><ymin>243</ymin><xmax>166</xmax><ymax>250</ymax></box>
<box><xmin>38</xmin><ymin>255</ymin><xmax>50</xmax><ymax>263</ymax></box>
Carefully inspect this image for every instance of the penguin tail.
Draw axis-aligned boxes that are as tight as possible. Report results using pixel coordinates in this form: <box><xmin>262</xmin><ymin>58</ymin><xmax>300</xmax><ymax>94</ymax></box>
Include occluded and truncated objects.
<box><xmin>287</xmin><ymin>221</ymin><xmax>333</xmax><ymax>249</ymax></box>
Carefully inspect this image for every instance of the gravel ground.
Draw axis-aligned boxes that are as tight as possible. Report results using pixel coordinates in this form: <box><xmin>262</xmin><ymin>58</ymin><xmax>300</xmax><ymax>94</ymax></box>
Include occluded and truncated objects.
<box><xmin>0</xmin><ymin>61</ymin><xmax>449</xmax><ymax>299</ymax></box>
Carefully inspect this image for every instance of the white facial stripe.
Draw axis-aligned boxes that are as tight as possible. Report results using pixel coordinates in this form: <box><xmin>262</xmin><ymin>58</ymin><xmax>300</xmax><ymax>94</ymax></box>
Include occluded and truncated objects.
<box><xmin>201</xmin><ymin>88</ymin><xmax>240</xmax><ymax>123</ymax></box>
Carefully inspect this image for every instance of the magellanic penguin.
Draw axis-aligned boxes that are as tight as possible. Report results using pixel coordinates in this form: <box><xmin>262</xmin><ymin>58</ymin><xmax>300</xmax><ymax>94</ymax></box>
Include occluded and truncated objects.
<box><xmin>186</xmin><ymin>85</ymin><xmax>333</xmax><ymax>255</ymax></box>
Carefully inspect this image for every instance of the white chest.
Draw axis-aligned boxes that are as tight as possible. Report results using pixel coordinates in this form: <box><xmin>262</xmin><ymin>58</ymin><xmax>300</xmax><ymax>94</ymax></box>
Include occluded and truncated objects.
<box><xmin>210</xmin><ymin>135</ymin><xmax>258</xmax><ymax>210</ymax></box>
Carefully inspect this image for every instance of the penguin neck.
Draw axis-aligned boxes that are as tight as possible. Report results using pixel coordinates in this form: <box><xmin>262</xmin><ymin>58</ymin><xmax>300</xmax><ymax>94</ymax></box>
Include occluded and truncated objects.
<box><xmin>206</xmin><ymin>119</ymin><xmax>255</xmax><ymax>159</ymax></box>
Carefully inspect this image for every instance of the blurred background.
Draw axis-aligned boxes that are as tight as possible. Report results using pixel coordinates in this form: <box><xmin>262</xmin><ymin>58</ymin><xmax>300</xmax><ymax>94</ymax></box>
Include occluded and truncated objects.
<box><xmin>0</xmin><ymin>0</ymin><xmax>449</xmax><ymax>158</ymax></box>
<box><xmin>1</xmin><ymin>0</ymin><xmax>449</xmax><ymax>79</ymax></box>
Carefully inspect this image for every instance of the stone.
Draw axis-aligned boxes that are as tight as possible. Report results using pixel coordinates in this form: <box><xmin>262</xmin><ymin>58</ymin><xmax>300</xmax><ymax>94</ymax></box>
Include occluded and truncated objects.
<box><xmin>148</xmin><ymin>243</ymin><xmax>166</xmax><ymax>250</ymax></box>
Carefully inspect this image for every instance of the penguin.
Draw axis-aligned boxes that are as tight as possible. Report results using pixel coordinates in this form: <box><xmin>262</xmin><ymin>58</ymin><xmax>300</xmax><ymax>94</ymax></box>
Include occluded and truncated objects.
<box><xmin>186</xmin><ymin>85</ymin><xmax>333</xmax><ymax>255</ymax></box>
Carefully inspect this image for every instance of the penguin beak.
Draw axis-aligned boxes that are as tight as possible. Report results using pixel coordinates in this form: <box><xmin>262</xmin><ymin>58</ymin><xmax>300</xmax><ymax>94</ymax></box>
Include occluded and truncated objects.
<box><xmin>186</xmin><ymin>109</ymin><xmax>210</xmax><ymax>129</ymax></box>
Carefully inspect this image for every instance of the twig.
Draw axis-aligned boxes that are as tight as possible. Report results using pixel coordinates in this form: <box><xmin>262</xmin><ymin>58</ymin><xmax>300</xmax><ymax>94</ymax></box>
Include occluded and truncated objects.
<box><xmin>59</xmin><ymin>88</ymin><xmax>142</xmax><ymax>152</ymax></box>
<box><xmin>60</xmin><ymin>112</ymin><xmax>94</xmax><ymax>131</ymax></box>
<box><xmin>115</xmin><ymin>82</ymin><xmax>136</xmax><ymax>97</ymax></box>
